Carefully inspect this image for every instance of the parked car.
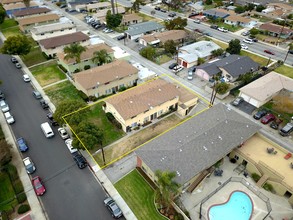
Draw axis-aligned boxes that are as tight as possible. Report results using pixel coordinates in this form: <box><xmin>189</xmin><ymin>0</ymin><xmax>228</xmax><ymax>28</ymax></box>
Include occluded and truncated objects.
<box><xmin>33</xmin><ymin>91</ymin><xmax>42</xmax><ymax>99</ymax></box>
<box><xmin>243</xmin><ymin>38</ymin><xmax>253</xmax><ymax>44</ymax></box>
<box><xmin>32</xmin><ymin>176</ymin><xmax>46</xmax><ymax>196</ymax></box>
<box><xmin>253</xmin><ymin>110</ymin><xmax>267</xmax><ymax>120</ymax></box>
<box><xmin>241</xmin><ymin>44</ymin><xmax>248</xmax><ymax>50</ymax></box>
<box><xmin>58</xmin><ymin>127</ymin><xmax>69</xmax><ymax>140</ymax></box>
<box><xmin>65</xmin><ymin>138</ymin><xmax>78</xmax><ymax>154</ymax></box>
<box><xmin>279</xmin><ymin>123</ymin><xmax>293</xmax><ymax>136</ymax></box>
<box><xmin>154</xmin><ymin>6</ymin><xmax>160</xmax><ymax>10</ymax></box>
<box><xmin>193</xmin><ymin>19</ymin><xmax>201</xmax><ymax>24</ymax></box>
<box><xmin>194</xmin><ymin>28</ymin><xmax>203</xmax><ymax>33</ymax></box>
<box><xmin>210</xmin><ymin>24</ymin><xmax>218</xmax><ymax>29</ymax></box>
<box><xmin>117</xmin><ymin>35</ymin><xmax>126</xmax><ymax>41</ymax></box>
<box><xmin>241</xmin><ymin>31</ymin><xmax>250</xmax><ymax>36</ymax></box>
<box><xmin>160</xmin><ymin>9</ymin><xmax>167</xmax><ymax>13</ymax></box>
<box><xmin>168</xmin><ymin>12</ymin><xmax>176</xmax><ymax>17</ymax></box>
<box><xmin>168</xmin><ymin>63</ymin><xmax>178</xmax><ymax>69</ymax></box>
<box><xmin>17</xmin><ymin>137</ymin><xmax>28</xmax><ymax>152</ymax></box>
<box><xmin>0</xmin><ymin>100</ymin><xmax>9</xmax><ymax>113</ymax></box>
<box><xmin>232</xmin><ymin>97</ymin><xmax>244</xmax><ymax>106</ymax></box>
<box><xmin>23</xmin><ymin>157</ymin><xmax>36</xmax><ymax>174</ymax></box>
<box><xmin>40</xmin><ymin>99</ymin><xmax>49</xmax><ymax>109</ymax></box>
<box><xmin>248</xmin><ymin>36</ymin><xmax>258</xmax><ymax>42</ymax></box>
<box><xmin>23</xmin><ymin>74</ymin><xmax>30</xmax><ymax>82</ymax></box>
<box><xmin>261</xmin><ymin>113</ymin><xmax>275</xmax><ymax>124</ymax></box>
<box><xmin>104</xmin><ymin>197</ymin><xmax>123</xmax><ymax>218</ymax></box>
<box><xmin>188</xmin><ymin>12</ymin><xmax>199</xmax><ymax>17</ymax></box>
<box><xmin>11</xmin><ymin>57</ymin><xmax>18</xmax><ymax>63</ymax></box>
<box><xmin>15</xmin><ymin>63</ymin><xmax>22</xmax><ymax>69</ymax></box>
<box><xmin>47</xmin><ymin>112</ymin><xmax>58</xmax><ymax>126</ymax></box>
<box><xmin>134</xmin><ymin>38</ymin><xmax>139</xmax><ymax>42</ymax></box>
<box><xmin>72</xmin><ymin>152</ymin><xmax>87</xmax><ymax>169</ymax></box>
<box><xmin>60</xmin><ymin>4</ymin><xmax>67</xmax><ymax>8</ymax></box>
<box><xmin>288</xmin><ymin>50</ymin><xmax>293</xmax><ymax>54</ymax></box>
<box><xmin>0</xmin><ymin>90</ymin><xmax>5</xmax><ymax>100</ymax></box>
<box><xmin>187</xmin><ymin>71</ymin><xmax>193</xmax><ymax>80</ymax></box>
<box><xmin>264</xmin><ymin>49</ymin><xmax>275</xmax><ymax>55</ymax></box>
<box><xmin>217</xmin><ymin>27</ymin><xmax>228</xmax><ymax>32</ymax></box>
<box><xmin>270</xmin><ymin>118</ymin><xmax>283</xmax><ymax>130</ymax></box>
<box><xmin>172</xmin><ymin>65</ymin><xmax>183</xmax><ymax>73</ymax></box>
<box><xmin>4</xmin><ymin>112</ymin><xmax>15</xmax><ymax>124</ymax></box>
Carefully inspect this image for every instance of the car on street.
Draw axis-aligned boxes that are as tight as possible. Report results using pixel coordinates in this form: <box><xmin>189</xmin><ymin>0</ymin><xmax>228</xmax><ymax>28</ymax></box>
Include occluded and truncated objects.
<box><xmin>17</xmin><ymin>137</ymin><xmax>28</xmax><ymax>152</ymax></box>
<box><xmin>217</xmin><ymin>27</ymin><xmax>228</xmax><ymax>32</ymax></box>
<box><xmin>248</xmin><ymin>36</ymin><xmax>258</xmax><ymax>42</ymax></box>
<box><xmin>210</xmin><ymin>24</ymin><xmax>218</xmax><ymax>29</ymax></box>
<box><xmin>241</xmin><ymin>31</ymin><xmax>250</xmax><ymax>36</ymax></box>
<box><xmin>243</xmin><ymin>38</ymin><xmax>253</xmax><ymax>44</ymax></box>
<box><xmin>168</xmin><ymin>63</ymin><xmax>178</xmax><ymax>69</ymax></box>
<box><xmin>193</xmin><ymin>19</ymin><xmax>200</xmax><ymax>24</ymax></box>
<box><xmin>289</xmin><ymin>50</ymin><xmax>293</xmax><ymax>54</ymax></box>
<box><xmin>72</xmin><ymin>152</ymin><xmax>87</xmax><ymax>169</ymax></box>
<box><xmin>65</xmin><ymin>138</ymin><xmax>78</xmax><ymax>154</ymax></box>
<box><xmin>270</xmin><ymin>118</ymin><xmax>283</xmax><ymax>130</ymax></box>
<box><xmin>117</xmin><ymin>35</ymin><xmax>126</xmax><ymax>41</ymax></box>
<box><xmin>253</xmin><ymin>110</ymin><xmax>267</xmax><ymax>120</ymax></box>
<box><xmin>40</xmin><ymin>99</ymin><xmax>49</xmax><ymax>109</ymax></box>
<box><xmin>4</xmin><ymin>112</ymin><xmax>15</xmax><ymax>124</ymax></box>
<box><xmin>188</xmin><ymin>12</ymin><xmax>198</xmax><ymax>17</ymax></box>
<box><xmin>187</xmin><ymin>71</ymin><xmax>193</xmax><ymax>80</ymax></box>
<box><xmin>0</xmin><ymin>90</ymin><xmax>5</xmax><ymax>100</ymax></box>
<box><xmin>0</xmin><ymin>100</ymin><xmax>9</xmax><ymax>113</ymax></box>
<box><xmin>241</xmin><ymin>44</ymin><xmax>248</xmax><ymax>50</ymax></box>
<box><xmin>33</xmin><ymin>91</ymin><xmax>42</xmax><ymax>99</ymax></box>
<box><xmin>15</xmin><ymin>63</ymin><xmax>22</xmax><ymax>69</ymax></box>
<box><xmin>11</xmin><ymin>57</ymin><xmax>18</xmax><ymax>63</ymax></box>
<box><xmin>23</xmin><ymin>157</ymin><xmax>36</xmax><ymax>174</ymax></box>
<box><xmin>58</xmin><ymin>127</ymin><xmax>69</xmax><ymax>140</ymax></box>
<box><xmin>168</xmin><ymin>12</ymin><xmax>176</xmax><ymax>17</ymax></box>
<box><xmin>279</xmin><ymin>123</ymin><xmax>293</xmax><ymax>136</ymax></box>
<box><xmin>194</xmin><ymin>28</ymin><xmax>203</xmax><ymax>33</ymax></box>
<box><xmin>232</xmin><ymin>97</ymin><xmax>244</xmax><ymax>106</ymax></box>
<box><xmin>23</xmin><ymin>74</ymin><xmax>30</xmax><ymax>82</ymax></box>
<box><xmin>47</xmin><ymin>112</ymin><xmax>59</xmax><ymax>126</ymax></box>
<box><xmin>104</xmin><ymin>197</ymin><xmax>123</xmax><ymax>218</ymax></box>
<box><xmin>160</xmin><ymin>9</ymin><xmax>167</xmax><ymax>13</ymax></box>
<box><xmin>154</xmin><ymin>6</ymin><xmax>160</xmax><ymax>10</ymax></box>
<box><xmin>32</xmin><ymin>176</ymin><xmax>46</xmax><ymax>196</ymax></box>
<box><xmin>172</xmin><ymin>65</ymin><xmax>183</xmax><ymax>73</ymax></box>
<box><xmin>261</xmin><ymin>113</ymin><xmax>275</xmax><ymax>124</ymax></box>
<box><xmin>264</xmin><ymin>49</ymin><xmax>275</xmax><ymax>55</ymax></box>
<box><xmin>203</xmin><ymin>31</ymin><xmax>212</xmax><ymax>36</ymax></box>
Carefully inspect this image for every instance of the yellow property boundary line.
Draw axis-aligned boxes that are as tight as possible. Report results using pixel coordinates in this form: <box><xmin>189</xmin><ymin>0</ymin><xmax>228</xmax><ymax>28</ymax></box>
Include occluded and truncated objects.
<box><xmin>62</xmin><ymin>74</ymin><xmax>211</xmax><ymax>169</ymax></box>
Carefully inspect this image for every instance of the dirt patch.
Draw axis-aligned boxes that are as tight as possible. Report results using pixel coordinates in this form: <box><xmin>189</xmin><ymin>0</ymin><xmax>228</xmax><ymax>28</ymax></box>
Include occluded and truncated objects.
<box><xmin>272</xmin><ymin>90</ymin><xmax>293</xmax><ymax>114</ymax></box>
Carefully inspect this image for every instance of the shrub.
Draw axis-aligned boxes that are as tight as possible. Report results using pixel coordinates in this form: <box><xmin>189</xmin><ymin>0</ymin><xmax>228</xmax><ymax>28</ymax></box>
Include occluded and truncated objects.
<box><xmin>118</xmin><ymin>86</ymin><xmax>126</xmax><ymax>92</ymax></box>
<box><xmin>263</xmin><ymin>183</ymin><xmax>273</xmax><ymax>191</ymax></box>
<box><xmin>216</xmin><ymin>82</ymin><xmax>229</xmax><ymax>95</ymax></box>
<box><xmin>73</xmin><ymin>68</ymin><xmax>80</xmax><ymax>73</ymax></box>
<box><xmin>230</xmin><ymin>158</ymin><xmax>236</xmax><ymax>163</ymax></box>
<box><xmin>106</xmin><ymin>112</ymin><xmax>115</xmax><ymax>122</ymax></box>
<box><xmin>88</xmin><ymin>96</ymin><xmax>98</xmax><ymax>102</ymax></box>
<box><xmin>17</xmin><ymin>204</ymin><xmax>30</xmax><ymax>214</ymax></box>
<box><xmin>13</xmin><ymin>179</ymin><xmax>24</xmax><ymax>194</ymax></box>
<box><xmin>251</xmin><ymin>173</ymin><xmax>261</xmax><ymax>182</ymax></box>
<box><xmin>58</xmin><ymin>64</ymin><xmax>67</xmax><ymax>73</ymax></box>
<box><xmin>56</xmin><ymin>2</ymin><xmax>61</xmax><ymax>6</ymax></box>
<box><xmin>17</xmin><ymin>193</ymin><xmax>27</xmax><ymax>203</ymax></box>
<box><xmin>77</xmin><ymin>90</ymin><xmax>88</xmax><ymax>102</ymax></box>
<box><xmin>6</xmin><ymin>164</ymin><xmax>18</xmax><ymax>181</ymax></box>
<box><xmin>113</xmin><ymin>119</ymin><xmax>122</xmax><ymax>129</ymax></box>
<box><xmin>174</xmin><ymin>213</ymin><xmax>184</xmax><ymax>220</ymax></box>
<box><xmin>84</xmin><ymin>65</ymin><xmax>91</xmax><ymax>70</ymax></box>
<box><xmin>42</xmin><ymin>52</ymin><xmax>50</xmax><ymax>60</ymax></box>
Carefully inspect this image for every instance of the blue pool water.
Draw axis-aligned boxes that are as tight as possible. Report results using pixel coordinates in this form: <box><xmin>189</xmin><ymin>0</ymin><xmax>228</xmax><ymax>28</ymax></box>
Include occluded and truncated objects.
<box><xmin>208</xmin><ymin>191</ymin><xmax>253</xmax><ymax>220</ymax></box>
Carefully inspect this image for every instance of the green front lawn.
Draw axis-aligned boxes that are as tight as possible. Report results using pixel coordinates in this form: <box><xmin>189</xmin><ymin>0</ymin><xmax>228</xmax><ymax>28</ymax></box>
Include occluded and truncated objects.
<box><xmin>157</xmin><ymin>54</ymin><xmax>172</xmax><ymax>64</ymax></box>
<box><xmin>240</xmin><ymin>51</ymin><xmax>270</xmax><ymax>67</ymax></box>
<box><xmin>274</xmin><ymin>65</ymin><xmax>293</xmax><ymax>79</ymax></box>
<box><xmin>21</xmin><ymin>46</ymin><xmax>48</xmax><ymax>67</ymax></box>
<box><xmin>0</xmin><ymin>19</ymin><xmax>18</xmax><ymax>30</ymax></box>
<box><xmin>1</xmin><ymin>26</ymin><xmax>22</xmax><ymax>38</ymax></box>
<box><xmin>115</xmin><ymin>169</ymin><xmax>166</xmax><ymax>220</ymax></box>
<box><xmin>0</xmin><ymin>172</ymin><xmax>18</xmax><ymax>211</ymax></box>
<box><xmin>30</xmin><ymin>61</ymin><xmax>66</xmax><ymax>87</ymax></box>
<box><xmin>44</xmin><ymin>81</ymin><xmax>84</xmax><ymax>107</ymax></box>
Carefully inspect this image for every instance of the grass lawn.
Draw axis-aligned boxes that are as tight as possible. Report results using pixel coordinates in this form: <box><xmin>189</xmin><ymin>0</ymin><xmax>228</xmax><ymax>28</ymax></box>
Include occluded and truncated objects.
<box><xmin>240</xmin><ymin>51</ymin><xmax>270</xmax><ymax>67</ymax></box>
<box><xmin>0</xmin><ymin>19</ymin><xmax>18</xmax><ymax>30</ymax></box>
<box><xmin>30</xmin><ymin>61</ymin><xmax>66</xmax><ymax>87</ymax></box>
<box><xmin>157</xmin><ymin>54</ymin><xmax>172</xmax><ymax>64</ymax></box>
<box><xmin>21</xmin><ymin>46</ymin><xmax>48</xmax><ymax>67</ymax></box>
<box><xmin>204</xmin><ymin>4</ymin><xmax>215</xmax><ymax>10</ymax></box>
<box><xmin>115</xmin><ymin>169</ymin><xmax>166</xmax><ymax>220</ymax></box>
<box><xmin>274</xmin><ymin>65</ymin><xmax>293</xmax><ymax>79</ymax></box>
<box><xmin>0</xmin><ymin>172</ymin><xmax>18</xmax><ymax>211</ymax></box>
<box><xmin>1</xmin><ymin>26</ymin><xmax>22</xmax><ymax>38</ymax></box>
<box><xmin>138</xmin><ymin>12</ymin><xmax>159</xmax><ymax>22</ymax></box>
<box><xmin>44</xmin><ymin>81</ymin><xmax>84</xmax><ymax>107</ymax></box>
<box><xmin>212</xmin><ymin>39</ymin><xmax>228</xmax><ymax>49</ymax></box>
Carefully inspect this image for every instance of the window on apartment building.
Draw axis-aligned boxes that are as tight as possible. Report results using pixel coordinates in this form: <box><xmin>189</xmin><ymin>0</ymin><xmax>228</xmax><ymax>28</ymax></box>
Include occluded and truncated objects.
<box><xmin>234</xmin><ymin>155</ymin><xmax>239</xmax><ymax>160</ymax></box>
<box><xmin>61</xmin><ymin>29</ymin><xmax>64</xmax><ymax>32</ymax></box>
<box><xmin>132</xmin><ymin>122</ymin><xmax>137</xmax><ymax>127</ymax></box>
<box><xmin>119</xmin><ymin>84</ymin><xmax>124</xmax><ymax>88</ymax></box>
<box><xmin>41</xmin><ymin>33</ymin><xmax>44</xmax><ymax>35</ymax></box>
<box><xmin>158</xmin><ymin>110</ymin><xmax>163</xmax><ymax>116</ymax></box>
<box><xmin>143</xmin><ymin>116</ymin><xmax>149</xmax><ymax>122</ymax></box>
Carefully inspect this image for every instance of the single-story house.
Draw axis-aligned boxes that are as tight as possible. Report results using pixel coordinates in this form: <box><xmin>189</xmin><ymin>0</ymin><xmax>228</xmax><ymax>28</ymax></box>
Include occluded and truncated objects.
<box><xmin>93</xmin><ymin>7</ymin><xmax>125</xmax><ymax>20</ymax></box>
<box><xmin>266</xmin><ymin>3</ymin><xmax>293</xmax><ymax>16</ymax></box>
<box><xmin>17</xmin><ymin>13</ymin><xmax>60</xmax><ymax>32</ymax></box>
<box><xmin>136</xmin><ymin>103</ymin><xmax>260</xmax><ymax>192</ymax></box>
<box><xmin>1</xmin><ymin>0</ymin><xmax>23</xmax><ymax>5</ymax></box>
<box><xmin>259</xmin><ymin>23</ymin><xmax>293</xmax><ymax>39</ymax></box>
<box><xmin>239</xmin><ymin>71</ymin><xmax>293</xmax><ymax>108</ymax></box>
<box><xmin>31</xmin><ymin>22</ymin><xmax>76</xmax><ymax>41</ymax></box>
<box><xmin>178</xmin><ymin>41</ymin><xmax>220</xmax><ymax>68</ymax></box>
<box><xmin>224</xmin><ymin>15</ymin><xmax>256</xmax><ymax>28</ymax></box>
<box><xmin>196</xmin><ymin>55</ymin><xmax>260</xmax><ymax>82</ymax></box>
<box><xmin>121</xmin><ymin>13</ymin><xmax>143</xmax><ymax>26</ymax></box>
<box><xmin>140</xmin><ymin>30</ymin><xmax>187</xmax><ymax>47</ymax></box>
<box><xmin>86</xmin><ymin>2</ymin><xmax>111</xmax><ymax>12</ymax></box>
<box><xmin>3</xmin><ymin>2</ymin><xmax>38</xmax><ymax>17</ymax></box>
<box><xmin>73</xmin><ymin>60</ymin><xmax>139</xmax><ymax>98</ymax></box>
<box><xmin>39</xmin><ymin>31</ymin><xmax>90</xmax><ymax>57</ymax></box>
<box><xmin>104</xmin><ymin>78</ymin><xmax>198</xmax><ymax>132</ymax></box>
<box><xmin>57</xmin><ymin>43</ymin><xmax>114</xmax><ymax>74</ymax></box>
<box><xmin>124</xmin><ymin>21</ymin><xmax>165</xmax><ymax>40</ymax></box>
<box><xmin>202</xmin><ymin>8</ymin><xmax>230</xmax><ymax>19</ymax></box>
<box><xmin>12</xmin><ymin>7</ymin><xmax>51</xmax><ymax>19</ymax></box>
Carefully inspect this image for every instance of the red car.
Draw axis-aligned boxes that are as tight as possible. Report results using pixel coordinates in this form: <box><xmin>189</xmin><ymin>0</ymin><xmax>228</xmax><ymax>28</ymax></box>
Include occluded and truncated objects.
<box><xmin>261</xmin><ymin>113</ymin><xmax>275</xmax><ymax>124</ymax></box>
<box><xmin>264</xmin><ymin>50</ymin><xmax>275</xmax><ymax>55</ymax></box>
<box><xmin>32</xmin><ymin>176</ymin><xmax>46</xmax><ymax>196</ymax></box>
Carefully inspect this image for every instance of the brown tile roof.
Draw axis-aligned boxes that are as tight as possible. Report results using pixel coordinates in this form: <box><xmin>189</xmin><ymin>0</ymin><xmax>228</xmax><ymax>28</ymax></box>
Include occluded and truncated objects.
<box><xmin>122</xmin><ymin>13</ymin><xmax>142</xmax><ymax>23</ymax></box>
<box><xmin>57</xmin><ymin>43</ymin><xmax>114</xmax><ymax>64</ymax></box>
<box><xmin>106</xmin><ymin>79</ymin><xmax>182</xmax><ymax>120</ymax></box>
<box><xmin>142</xmin><ymin>30</ymin><xmax>187</xmax><ymax>44</ymax></box>
<box><xmin>39</xmin><ymin>32</ymin><xmax>90</xmax><ymax>49</ymax></box>
<box><xmin>259</xmin><ymin>23</ymin><xmax>293</xmax><ymax>35</ymax></box>
<box><xmin>267</xmin><ymin>2</ymin><xmax>293</xmax><ymax>10</ymax></box>
<box><xmin>17</xmin><ymin>13</ymin><xmax>59</xmax><ymax>26</ymax></box>
<box><xmin>13</xmin><ymin>7</ymin><xmax>51</xmax><ymax>17</ymax></box>
<box><xmin>225</xmin><ymin>15</ymin><xmax>251</xmax><ymax>23</ymax></box>
<box><xmin>74</xmin><ymin>60</ymin><xmax>138</xmax><ymax>90</ymax></box>
<box><xmin>1</xmin><ymin>0</ymin><xmax>22</xmax><ymax>4</ymax></box>
<box><xmin>3</xmin><ymin>2</ymin><xmax>37</xmax><ymax>10</ymax></box>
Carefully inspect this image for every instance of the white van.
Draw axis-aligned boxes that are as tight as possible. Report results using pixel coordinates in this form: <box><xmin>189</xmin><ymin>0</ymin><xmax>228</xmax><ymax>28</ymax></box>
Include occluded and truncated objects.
<box><xmin>41</xmin><ymin>122</ymin><xmax>54</xmax><ymax>138</ymax></box>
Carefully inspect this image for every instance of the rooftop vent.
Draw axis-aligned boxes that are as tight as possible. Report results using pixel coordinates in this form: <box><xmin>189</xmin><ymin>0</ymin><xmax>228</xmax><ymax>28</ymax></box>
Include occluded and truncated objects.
<box><xmin>204</xmin><ymin>132</ymin><xmax>207</xmax><ymax>135</ymax></box>
<box><xmin>225</xmin><ymin>120</ymin><xmax>228</xmax><ymax>123</ymax></box>
<box><xmin>130</xmin><ymin>101</ymin><xmax>133</xmax><ymax>103</ymax></box>
<box><xmin>203</xmin><ymin>146</ymin><xmax>207</xmax><ymax>151</ymax></box>
<box><xmin>179</xmin><ymin>149</ymin><xmax>182</xmax><ymax>152</ymax></box>
<box><xmin>218</xmin><ymin>135</ymin><xmax>222</xmax><ymax>140</ymax></box>
<box><xmin>246</xmin><ymin>125</ymin><xmax>249</xmax><ymax>128</ymax></box>
<box><xmin>158</xmin><ymin>88</ymin><xmax>161</xmax><ymax>91</ymax></box>
<box><xmin>176</xmin><ymin>171</ymin><xmax>181</xmax><ymax>176</ymax></box>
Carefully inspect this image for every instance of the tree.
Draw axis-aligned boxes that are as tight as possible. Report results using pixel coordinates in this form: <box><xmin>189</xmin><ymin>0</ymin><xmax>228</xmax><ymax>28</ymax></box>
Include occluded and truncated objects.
<box><xmin>256</xmin><ymin>5</ymin><xmax>266</xmax><ymax>12</ymax></box>
<box><xmin>165</xmin><ymin>17</ymin><xmax>187</xmax><ymax>30</ymax></box>
<box><xmin>1</xmin><ymin>35</ymin><xmax>31</xmax><ymax>55</ymax></box>
<box><xmin>155</xmin><ymin>170</ymin><xmax>180</xmax><ymax>212</ymax></box>
<box><xmin>23</xmin><ymin>0</ymin><xmax>30</xmax><ymax>7</ymax></box>
<box><xmin>205</xmin><ymin>0</ymin><xmax>213</xmax><ymax>5</ymax></box>
<box><xmin>164</xmin><ymin>40</ymin><xmax>177</xmax><ymax>55</ymax></box>
<box><xmin>0</xmin><ymin>5</ymin><xmax>5</xmax><ymax>24</ymax></box>
<box><xmin>63</xmin><ymin>43</ymin><xmax>86</xmax><ymax>67</ymax></box>
<box><xmin>92</xmin><ymin>49</ymin><xmax>112</xmax><ymax>66</ymax></box>
<box><xmin>235</xmin><ymin>6</ymin><xmax>245</xmax><ymax>14</ymax></box>
<box><xmin>249</xmin><ymin>28</ymin><xmax>259</xmax><ymax>36</ymax></box>
<box><xmin>244</xmin><ymin>3</ymin><xmax>255</xmax><ymax>12</ymax></box>
<box><xmin>168</xmin><ymin>0</ymin><xmax>183</xmax><ymax>10</ymax></box>
<box><xmin>215</xmin><ymin>82</ymin><xmax>229</xmax><ymax>94</ymax></box>
<box><xmin>131</xmin><ymin>0</ymin><xmax>145</xmax><ymax>13</ymax></box>
<box><xmin>0</xmin><ymin>140</ymin><xmax>12</xmax><ymax>167</ymax></box>
<box><xmin>197</xmin><ymin>57</ymin><xmax>205</xmax><ymax>65</ymax></box>
<box><xmin>211</xmin><ymin>48</ymin><xmax>224</xmax><ymax>57</ymax></box>
<box><xmin>226</xmin><ymin>39</ymin><xmax>241</xmax><ymax>54</ymax></box>
<box><xmin>139</xmin><ymin>46</ymin><xmax>156</xmax><ymax>61</ymax></box>
<box><xmin>238</xmin><ymin>72</ymin><xmax>253</xmax><ymax>84</ymax></box>
<box><xmin>105</xmin><ymin>10</ymin><xmax>123</xmax><ymax>29</ymax></box>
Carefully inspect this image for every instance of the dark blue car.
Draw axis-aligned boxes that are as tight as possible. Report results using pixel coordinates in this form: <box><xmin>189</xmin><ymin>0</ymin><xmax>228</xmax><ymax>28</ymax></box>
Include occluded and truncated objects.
<box><xmin>17</xmin><ymin>137</ymin><xmax>28</xmax><ymax>152</ymax></box>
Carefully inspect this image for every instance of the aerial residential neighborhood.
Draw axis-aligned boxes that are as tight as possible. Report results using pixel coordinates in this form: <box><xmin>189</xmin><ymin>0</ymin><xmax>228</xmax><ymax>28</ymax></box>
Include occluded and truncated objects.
<box><xmin>0</xmin><ymin>0</ymin><xmax>292</xmax><ymax>219</ymax></box>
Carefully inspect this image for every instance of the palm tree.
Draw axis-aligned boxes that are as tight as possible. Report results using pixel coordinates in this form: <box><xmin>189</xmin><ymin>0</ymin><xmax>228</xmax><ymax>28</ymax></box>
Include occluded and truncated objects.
<box><xmin>131</xmin><ymin>0</ymin><xmax>145</xmax><ymax>13</ymax></box>
<box><xmin>92</xmin><ymin>49</ymin><xmax>112</xmax><ymax>66</ymax></box>
<box><xmin>284</xmin><ymin>43</ymin><xmax>293</xmax><ymax>63</ymax></box>
<box><xmin>63</xmin><ymin>43</ymin><xmax>86</xmax><ymax>72</ymax></box>
<box><xmin>155</xmin><ymin>170</ymin><xmax>180</xmax><ymax>213</ymax></box>
<box><xmin>23</xmin><ymin>0</ymin><xmax>30</xmax><ymax>8</ymax></box>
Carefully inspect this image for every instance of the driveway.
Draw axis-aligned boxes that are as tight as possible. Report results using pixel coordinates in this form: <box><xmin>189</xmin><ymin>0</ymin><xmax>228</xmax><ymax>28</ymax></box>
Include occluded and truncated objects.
<box><xmin>232</xmin><ymin>100</ymin><xmax>256</xmax><ymax>115</ymax></box>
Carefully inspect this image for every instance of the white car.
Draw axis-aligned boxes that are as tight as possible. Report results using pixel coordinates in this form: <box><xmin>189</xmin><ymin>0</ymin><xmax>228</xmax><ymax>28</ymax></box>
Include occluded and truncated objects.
<box><xmin>243</xmin><ymin>38</ymin><xmax>253</xmax><ymax>44</ymax></box>
<box><xmin>23</xmin><ymin>74</ymin><xmax>30</xmax><ymax>82</ymax></box>
<box><xmin>172</xmin><ymin>65</ymin><xmax>183</xmax><ymax>73</ymax></box>
<box><xmin>58</xmin><ymin>127</ymin><xmax>69</xmax><ymax>140</ymax></box>
<box><xmin>0</xmin><ymin>100</ymin><xmax>9</xmax><ymax>113</ymax></box>
<box><xmin>217</xmin><ymin>27</ymin><xmax>228</xmax><ymax>32</ymax></box>
<box><xmin>65</xmin><ymin>138</ymin><xmax>78</xmax><ymax>154</ymax></box>
<box><xmin>241</xmin><ymin>44</ymin><xmax>248</xmax><ymax>50</ymax></box>
<box><xmin>23</xmin><ymin>157</ymin><xmax>36</xmax><ymax>174</ymax></box>
<box><xmin>4</xmin><ymin>112</ymin><xmax>15</xmax><ymax>124</ymax></box>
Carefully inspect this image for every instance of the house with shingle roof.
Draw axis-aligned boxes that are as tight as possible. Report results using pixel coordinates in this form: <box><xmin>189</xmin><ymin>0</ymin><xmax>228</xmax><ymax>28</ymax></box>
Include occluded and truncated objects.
<box><xmin>239</xmin><ymin>71</ymin><xmax>293</xmax><ymax>108</ymax></box>
<box><xmin>73</xmin><ymin>60</ymin><xmax>139</xmax><ymax>98</ymax></box>
<box><xmin>125</xmin><ymin>21</ymin><xmax>165</xmax><ymax>40</ymax></box>
<box><xmin>259</xmin><ymin>23</ymin><xmax>293</xmax><ymax>39</ymax></box>
<box><xmin>1</xmin><ymin>0</ymin><xmax>23</xmax><ymax>5</ymax></box>
<box><xmin>178</xmin><ymin>41</ymin><xmax>220</xmax><ymax>68</ymax></box>
<box><xmin>57</xmin><ymin>43</ymin><xmax>114</xmax><ymax>74</ymax></box>
<box><xmin>140</xmin><ymin>30</ymin><xmax>187</xmax><ymax>46</ymax></box>
<box><xmin>3</xmin><ymin>1</ymin><xmax>38</xmax><ymax>17</ymax></box>
<box><xmin>224</xmin><ymin>15</ymin><xmax>256</xmax><ymax>28</ymax></box>
<box><xmin>39</xmin><ymin>31</ymin><xmax>90</xmax><ymax>57</ymax></box>
<box><xmin>203</xmin><ymin>8</ymin><xmax>231</xmax><ymax>19</ymax></box>
<box><xmin>104</xmin><ymin>78</ymin><xmax>198</xmax><ymax>132</ymax></box>
<box><xmin>195</xmin><ymin>55</ymin><xmax>260</xmax><ymax>82</ymax></box>
<box><xmin>86</xmin><ymin>2</ymin><xmax>111</xmax><ymax>12</ymax></box>
<box><xmin>12</xmin><ymin>7</ymin><xmax>51</xmax><ymax>18</ymax></box>
<box><xmin>121</xmin><ymin>13</ymin><xmax>143</xmax><ymax>26</ymax></box>
<box><xmin>136</xmin><ymin>103</ymin><xmax>260</xmax><ymax>192</ymax></box>
<box><xmin>17</xmin><ymin>13</ymin><xmax>60</xmax><ymax>32</ymax></box>
<box><xmin>31</xmin><ymin>22</ymin><xmax>76</xmax><ymax>41</ymax></box>
<box><xmin>93</xmin><ymin>7</ymin><xmax>125</xmax><ymax>20</ymax></box>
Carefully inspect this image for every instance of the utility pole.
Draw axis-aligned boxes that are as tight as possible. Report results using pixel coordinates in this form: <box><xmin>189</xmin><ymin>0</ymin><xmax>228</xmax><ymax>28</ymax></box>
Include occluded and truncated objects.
<box><xmin>276</xmin><ymin>17</ymin><xmax>286</xmax><ymax>46</ymax></box>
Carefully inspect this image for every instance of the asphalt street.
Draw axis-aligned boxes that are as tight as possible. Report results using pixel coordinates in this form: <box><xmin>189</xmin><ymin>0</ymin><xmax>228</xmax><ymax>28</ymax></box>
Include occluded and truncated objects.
<box><xmin>0</xmin><ymin>54</ymin><xmax>114</xmax><ymax>220</ymax></box>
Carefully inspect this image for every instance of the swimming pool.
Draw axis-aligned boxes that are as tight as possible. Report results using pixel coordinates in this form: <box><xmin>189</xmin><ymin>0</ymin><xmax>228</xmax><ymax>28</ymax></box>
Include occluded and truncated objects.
<box><xmin>208</xmin><ymin>190</ymin><xmax>253</xmax><ymax>220</ymax></box>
